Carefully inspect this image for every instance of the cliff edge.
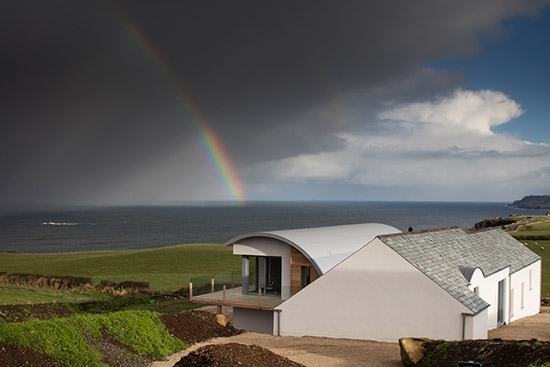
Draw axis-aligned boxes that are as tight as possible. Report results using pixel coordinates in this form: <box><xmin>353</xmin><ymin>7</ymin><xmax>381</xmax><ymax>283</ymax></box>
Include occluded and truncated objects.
<box><xmin>512</xmin><ymin>195</ymin><xmax>550</xmax><ymax>209</ymax></box>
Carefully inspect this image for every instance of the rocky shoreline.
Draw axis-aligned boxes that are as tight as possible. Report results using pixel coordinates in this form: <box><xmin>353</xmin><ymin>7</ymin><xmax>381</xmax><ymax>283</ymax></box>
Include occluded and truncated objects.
<box><xmin>512</xmin><ymin>195</ymin><xmax>550</xmax><ymax>209</ymax></box>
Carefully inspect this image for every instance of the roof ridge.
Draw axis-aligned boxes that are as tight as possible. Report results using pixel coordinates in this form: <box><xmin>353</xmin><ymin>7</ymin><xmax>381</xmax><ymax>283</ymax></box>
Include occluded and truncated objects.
<box><xmin>378</xmin><ymin>226</ymin><xmax>460</xmax><ymax>238</ymax></box>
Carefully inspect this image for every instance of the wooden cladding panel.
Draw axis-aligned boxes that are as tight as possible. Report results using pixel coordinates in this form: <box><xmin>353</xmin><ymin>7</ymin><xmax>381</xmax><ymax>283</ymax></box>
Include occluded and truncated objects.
<box><xmin>290</xmin><ymin>247</ymin><xmax>320</xmax><ymax>295</ymax></box>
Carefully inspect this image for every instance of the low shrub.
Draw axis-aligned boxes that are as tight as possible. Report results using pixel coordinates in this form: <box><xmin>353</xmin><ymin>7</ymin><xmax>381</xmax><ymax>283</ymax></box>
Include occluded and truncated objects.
<box><xmin>117</xmin><ymin>281</ymin><xmax>150</xmax><ymax>290</ymax></box>
<box><xmin>71</xmin><ymin>296</ymin><xmax>152</xmax><ymax>313</ymax></box>
<box><xmin>512</xmin><ymin>235</ymin><xmax>550</xmax><ymax>241</ymax></box>
<box><xmin>0</xmin><ymin>273</ymin><xmax>93</xmax><ymax>290</ymax></box>
<box><xmin>472</xmin><ymin>217</ymin><xmax>516</xmax><ymax>230</ymax></box>
<box><xmin>0</xmin><ymin>272</ymin><xmax>152</xmax><ymax>297</ymax></box>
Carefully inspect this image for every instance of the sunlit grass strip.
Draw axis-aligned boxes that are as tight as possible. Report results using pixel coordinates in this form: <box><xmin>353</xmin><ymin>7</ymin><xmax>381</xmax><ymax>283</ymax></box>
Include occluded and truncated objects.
<box><xmin>0</xmin><ymin>310</ymin><xmax>188</xmax><ymax>367</ymax></box>
<box><xmin>511</xmin><ymin>221</ymin><xmax>550</xmax><ymax>239</ymax></box>
<box><xmin>0</xmin><ymin>244</ymin><xmax>240</xmax><ymax>291</ymax></box>
<box><xmin>0</xmin><ymin>286</ymin><xmax>106</xmax><ymax>305</ymax></box>
<box><xmin>524</xmin><ymin>241</ymin><xmax>550</xmax><ymax>298</ymax></box>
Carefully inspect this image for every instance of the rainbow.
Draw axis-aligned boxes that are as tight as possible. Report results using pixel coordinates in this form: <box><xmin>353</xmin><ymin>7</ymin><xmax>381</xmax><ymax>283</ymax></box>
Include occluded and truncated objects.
<box><xmin>114</xmin><ymin>10</ymin><xmax>245</xmax><ymax>204</ymax></box>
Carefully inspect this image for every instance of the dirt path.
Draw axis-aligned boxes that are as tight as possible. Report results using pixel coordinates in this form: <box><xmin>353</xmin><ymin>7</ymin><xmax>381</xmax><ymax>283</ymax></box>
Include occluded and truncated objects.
<box><xmin>488</xmin><ymin>306</ymin><xmax>550</xmax><ymax>341</ymax></box>
<box><xmin>152</xmin><ymin>306</ymin><xmax>550</xmax><ymax>367</ymax></box>
<box><xmin>151</xmin><ymin>332</ymin><xmax>401</xmax><ymax>367</ymax></box>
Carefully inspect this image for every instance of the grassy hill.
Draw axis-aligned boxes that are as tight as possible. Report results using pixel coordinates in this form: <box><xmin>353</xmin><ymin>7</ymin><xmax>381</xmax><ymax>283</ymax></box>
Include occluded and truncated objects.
<box><xmin>0</xmin><ymin>244</ymin><xmax>240</xmax><ymax>300</ymax></box>
<box><xmin>0</xmin><ymin>310</ymin><xmax>186</xmax><ymax>367</ymax></box>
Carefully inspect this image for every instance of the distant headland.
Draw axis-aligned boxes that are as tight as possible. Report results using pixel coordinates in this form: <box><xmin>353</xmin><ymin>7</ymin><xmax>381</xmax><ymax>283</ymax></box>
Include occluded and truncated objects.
<box><xmin>512</xmin><ymin>195</ymin><xmax>550</xmax><ymax>209</ymax></box>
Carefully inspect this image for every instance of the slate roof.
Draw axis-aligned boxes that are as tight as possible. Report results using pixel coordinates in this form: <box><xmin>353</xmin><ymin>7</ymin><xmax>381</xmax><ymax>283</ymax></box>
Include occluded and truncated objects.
<box><xmin>379</xmin><ymin>227</ymin><xmax>541</xmax><ymax>314</ymax></box>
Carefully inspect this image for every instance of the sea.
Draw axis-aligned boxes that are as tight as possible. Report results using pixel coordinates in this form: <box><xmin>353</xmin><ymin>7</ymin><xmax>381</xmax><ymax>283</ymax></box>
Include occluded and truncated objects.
<box><xmin>0</xmin><ymin>201</ymin><xmax>547</xmax><ymax>254</ymax></box>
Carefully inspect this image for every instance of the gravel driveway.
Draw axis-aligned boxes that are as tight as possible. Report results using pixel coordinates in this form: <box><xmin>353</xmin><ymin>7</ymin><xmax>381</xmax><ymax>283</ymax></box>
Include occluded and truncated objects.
<box><xmin>488</xmin><ymin>306</ymin><xmax>550</xmax><ymax>341</ymax></box>
<box><xmin>153</xmin><ymin>332</ymin><xmax>402</xmax><ymax>367</ymax></box>
<box><xmin>152</xmin><ymin>306</ymin><xmax>550</xmax><ymax>367</ymax></box>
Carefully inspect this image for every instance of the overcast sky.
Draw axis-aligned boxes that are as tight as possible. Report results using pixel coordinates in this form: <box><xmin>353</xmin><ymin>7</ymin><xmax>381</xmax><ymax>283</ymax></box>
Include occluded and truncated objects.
<box><xmin>1</xmin><ymin>0</ymin><xmax>550</xmax><ymax>208</ymax></box>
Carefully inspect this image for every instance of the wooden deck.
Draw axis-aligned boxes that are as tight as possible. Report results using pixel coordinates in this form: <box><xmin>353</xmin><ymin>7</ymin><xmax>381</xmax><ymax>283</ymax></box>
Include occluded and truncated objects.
<box><xmin>191</xmin><ymin>286</ymin><xmax>284</xmax><ymax>310</ymax></box>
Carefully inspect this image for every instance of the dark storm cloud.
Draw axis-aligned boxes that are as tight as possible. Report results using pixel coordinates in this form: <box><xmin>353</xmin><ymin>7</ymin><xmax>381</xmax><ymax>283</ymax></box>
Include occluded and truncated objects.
<box><xmin>0</xmin><ymin>0</ymin><xmax>547</xmax><ymax>206</ymax></box>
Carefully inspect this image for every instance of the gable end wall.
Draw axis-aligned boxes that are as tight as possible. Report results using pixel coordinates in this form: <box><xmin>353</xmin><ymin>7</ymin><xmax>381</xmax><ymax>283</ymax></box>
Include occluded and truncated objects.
<box><xmin>276</xmin><ymin>238</ymin><xmax>471</xmax><ymax>341</ymax></box>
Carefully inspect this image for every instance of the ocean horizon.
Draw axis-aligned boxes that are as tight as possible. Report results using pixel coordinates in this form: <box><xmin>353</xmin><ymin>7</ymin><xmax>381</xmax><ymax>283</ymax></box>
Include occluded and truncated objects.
<box><xmin>1</xmin><ymin>201</ymin><xmax>547</xmax><ymax>254</ymax></box>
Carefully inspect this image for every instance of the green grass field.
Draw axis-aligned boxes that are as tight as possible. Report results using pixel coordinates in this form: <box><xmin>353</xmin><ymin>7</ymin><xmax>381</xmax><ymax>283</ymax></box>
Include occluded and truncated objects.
<box><xmin>0</xmin><ymin>244</ymin><xmax>240</xmax><ymax>292</ymax></box>
<box><xmin>1</xmin><ymin>221</ymin><xmax>549</xmax><ymax>306</ymax></box>
<box><xmin>0</xmin><ymin>286</ymin><xmax>107</xmax><ymax>305</ymax></box>
<box><xmin>506</xmin><ymin>219</ymin><xmax>550</xmax><ymax>297</ymax></box>
<box><xmin>522</xmin><ymin>241</ymin><xmax>550</xmax><ymax>298</ymax></box>
<box><xmin>510</xmin><ymin>220</ymin><xmax>550</xmax><ymax>237</ymax></box>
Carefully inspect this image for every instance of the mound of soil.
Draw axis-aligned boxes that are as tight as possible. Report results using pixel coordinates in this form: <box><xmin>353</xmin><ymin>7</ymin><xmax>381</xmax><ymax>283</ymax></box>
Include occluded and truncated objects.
<box><xmin>0</xmin><ymin>342</ymin><xmax>60</xmax><ymax>367</ymax></box>
<box><xmin>174</xmin><ymin>343</ymin><xmax>306</xmax><ymax>367</ymax></box>
<box><xmin>0</xmin><ymin>302</ymin><xmax>74</xmax><ymax>323</ymax></box>
<box><xmin>419</xmin><ymin>339</ymin><xmax>550</xmax><ymax>367</ymax></box>
<box><xmin>160</xmin><ymin>311</ymin><xmax>242</xmax><ymax>345</ymax></box>
<box><xmin>0</xmin><ymin>307</ymin><xmax>241</xmax><ymax>367</ymax></box>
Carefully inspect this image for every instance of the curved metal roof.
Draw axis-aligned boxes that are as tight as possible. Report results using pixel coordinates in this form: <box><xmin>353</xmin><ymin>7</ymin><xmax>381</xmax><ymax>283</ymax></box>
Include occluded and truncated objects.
<box><xmin>225</xmin><ymin>223</ymin><xmax>401</xmax><ymax>274</ymax></box>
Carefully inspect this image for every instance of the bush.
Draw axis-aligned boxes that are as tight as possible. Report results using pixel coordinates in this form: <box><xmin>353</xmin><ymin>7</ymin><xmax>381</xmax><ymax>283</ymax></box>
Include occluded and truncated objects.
<box><xmin>472</xmin><ymin>218</ymin><xmax>516</xmax><ymax>230</ymax></box>
<box><xmin>512</xmin><ymin>235</ymin><xmax>550</xmax><ymax>241</ymax></box>
<box><xmin>0</xmin><ymin>273</ymin><xmax>93</xmax><ymax>290</ymax></box>
<box><xmin>117</xmin><ymin>281</ymin><xmax>150</xmax><ymax>290</ymax></box>
<box><xmin>71</xmin><ymin>296</ymin><xmax>152</xmax><ymax>313</ymax></box>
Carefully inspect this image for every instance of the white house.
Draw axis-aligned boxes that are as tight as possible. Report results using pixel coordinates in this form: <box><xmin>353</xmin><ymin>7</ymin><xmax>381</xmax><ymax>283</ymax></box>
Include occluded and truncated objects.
<box><xmin>191</xmin><ymin>223</ymin><xmax>541</xmax><ymax>342</ymax></box>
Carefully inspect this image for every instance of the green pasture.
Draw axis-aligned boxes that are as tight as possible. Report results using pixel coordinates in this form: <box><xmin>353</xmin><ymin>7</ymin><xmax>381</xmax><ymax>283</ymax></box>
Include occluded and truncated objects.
<box><xmin>0</xmin><ymin>286</ymin><xmax>107</xmax><ymax>305</ymax></box>
<box><xmin>508</xmin><ymin>219</ymin><xmax>550</xmax><ymax>297</ymax></box>
<box><xmin>522</xmin><ymin>241</ymin><xmax>550</xmax><ymax>298</ymax></box>
<box><xmin>1</xmin><ymin>220</ymin><xmax>549</xmax><ymax>305</ymax></box>
<box><xmin>0</xmin><ymin>244</ymin><xmax>240</xmax><ymax>291</ymax></box>
<box><xmin>510</xmin><ymin>220</ymin><xmax>550</xmax><ymax>237</ymax></box>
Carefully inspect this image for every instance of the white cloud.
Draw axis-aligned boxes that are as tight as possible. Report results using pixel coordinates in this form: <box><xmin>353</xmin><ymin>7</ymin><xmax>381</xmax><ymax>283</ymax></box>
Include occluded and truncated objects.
<box><xmin>378</xmin><ymin>89</ymin><xmax>523</xmax><ymax>135</ymax></box>
<box><xmin>245</xmin><ymin>89</ymin><xmax>550</xmax><ymax>201</ymax></box>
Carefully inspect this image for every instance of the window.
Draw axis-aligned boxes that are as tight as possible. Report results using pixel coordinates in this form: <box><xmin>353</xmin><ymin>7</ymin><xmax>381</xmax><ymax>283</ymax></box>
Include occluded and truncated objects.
<box><xmin>473</xmin><ymin>286</ymin><xmax>479</xmax><ymax>295</ymax></box>
<box><xmin>521</xmin><ymin>282</ymin><xmax>525</xmax><ymax>309</ymax></box>
<box><xmin>301</xmin><ymin>266</ymin><xmax>311</xmax><ymax>288</ymax></box>
<box><xmin>529</xmin><ymin>270</ymin><xmax>533</xmax><ymax>291</ymax></box>
<box><xmin>244</xmin><ymin>256</ymin><xmax>282</xmax><ymax>296</ymax></box>
<box><xmin>510</xmin><ymin>288</ymin><xmax>514</xmax><ymax>317</ymax></box>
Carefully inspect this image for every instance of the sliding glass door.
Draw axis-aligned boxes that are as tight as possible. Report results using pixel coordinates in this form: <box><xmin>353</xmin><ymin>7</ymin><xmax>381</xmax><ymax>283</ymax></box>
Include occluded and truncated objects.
<box><xmin>242</xmin><ymin>256</ymin><xmax>282</xmax><ymax>297</ymax></box>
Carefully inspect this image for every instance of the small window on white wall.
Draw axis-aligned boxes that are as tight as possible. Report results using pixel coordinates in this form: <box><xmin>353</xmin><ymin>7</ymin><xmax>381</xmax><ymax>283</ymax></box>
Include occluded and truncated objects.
<box><xmin>473</xmin><ymin>286</ymin><xmax>479</xmax><ymax>295</ymax></box>
<box><xmin>521</xmin><ymin>282</ymin><xmax>525</xmax><ymax>309</ymax></box>
<box><xmin>529</xmin><ymin>270</ymin><xmax>533</xmax><ymax>291</ymax></box>
<box><xmin>510</xmin><ymin>288</ymin><xmax>515</xmax><ymax>317</ymax></box>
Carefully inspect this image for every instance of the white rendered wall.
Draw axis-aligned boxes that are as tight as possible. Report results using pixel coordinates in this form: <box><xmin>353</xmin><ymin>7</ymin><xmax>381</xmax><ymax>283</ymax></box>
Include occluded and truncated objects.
<box><xmin>233</xmin><ymin>307</ymin><xmax>274</xmax><ymax>334</ymax></box>
<box><xmin>509</xmin><ymin>261</ymin><xmax>541</xmax><ymax>322</ymax></box>
<box><xmin>233</xmin><ymin>238</ymin><xmax>291</xmax><ymax>299</ymax></box>
<box><xmin>468</xmin><ymin>267</ymin><xmax>510</xmax><ymax>330</ymax></box>
<box><xmin>463</xmin><ymin>308</ymin><xmax>488</xmax><ymax>340</ymax></box>
<box><xmin>276</xmin><ymin>239</ymin><xmax>470</xmax><ymax>342</ymax></box>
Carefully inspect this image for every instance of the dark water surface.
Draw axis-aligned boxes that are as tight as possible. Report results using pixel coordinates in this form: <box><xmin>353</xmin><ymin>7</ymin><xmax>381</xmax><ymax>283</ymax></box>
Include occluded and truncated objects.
<box><xmin>0</xmin><ymin>202</ymin><xmax>546</xmax><ymax>253</ymax></box>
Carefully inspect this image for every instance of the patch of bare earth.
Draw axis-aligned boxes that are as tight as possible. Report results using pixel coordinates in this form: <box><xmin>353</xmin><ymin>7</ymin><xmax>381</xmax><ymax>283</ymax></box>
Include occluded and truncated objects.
<box><xmin>419</xmin><ymin>339</ymin><xmax>550</xmax><ymax>367</ymax></box>
<box><xmin>0</xmin><ymin>342</ymin><xmax>60</xmax><ymax>367</ymax></box>
<box><xmin>157</xmin><ymin>332</ymin><xmax>401</xmax><ymax>367</ymax></box>
<box><xmin>488</xmin><ymin>306</ymin><xmax>550</xmax><ymax>341</ymax></box>
<box><xmin>84</xmin><ymin>331</ymin><xmax>151</xmax><ymax>367</ymax></box>
<box><xmin>174</xmin><ymin>343</ymin><xmax>306</xmax><ymax>367</ymax></box>
<box><xmin>159</xmin><ymin>311</ymin><xmax>242</xmax><ymax>345</ymax></box>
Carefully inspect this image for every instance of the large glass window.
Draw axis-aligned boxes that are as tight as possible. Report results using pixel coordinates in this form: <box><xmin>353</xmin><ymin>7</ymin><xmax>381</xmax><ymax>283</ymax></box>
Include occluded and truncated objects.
<box><xmin>245</xmin><ymin>256</ymin><xmax>282</xmax><ymax>297</ymax></box>
<box><xmin>301</xmin><ymin>266</ymin><xmax>311</xmax><ymax>288</ymax></box>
